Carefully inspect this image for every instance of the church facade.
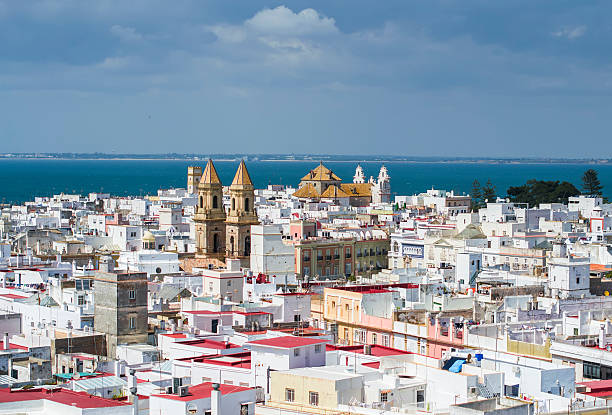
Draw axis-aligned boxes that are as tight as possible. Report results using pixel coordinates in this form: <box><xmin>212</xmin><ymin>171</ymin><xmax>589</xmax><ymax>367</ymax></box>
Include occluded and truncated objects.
<box><xmin>191</xmin><ymin>159</ymin><xmax>259</xmax><ymax>267</ymax></box>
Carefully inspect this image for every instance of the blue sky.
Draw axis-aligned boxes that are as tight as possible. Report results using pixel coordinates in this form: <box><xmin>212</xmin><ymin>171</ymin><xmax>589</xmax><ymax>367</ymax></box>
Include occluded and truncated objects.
<box><xmin>1</xmin><ymin>1</ymin><xmax>611</xmax><ymax>157</ymax></box>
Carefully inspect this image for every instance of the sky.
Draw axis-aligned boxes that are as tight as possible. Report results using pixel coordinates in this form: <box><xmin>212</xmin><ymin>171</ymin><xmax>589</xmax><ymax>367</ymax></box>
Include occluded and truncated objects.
<box><xmin>1</xmin><ymin>0</ymin><xmax>611</xmax><ymax>157</ymax></box>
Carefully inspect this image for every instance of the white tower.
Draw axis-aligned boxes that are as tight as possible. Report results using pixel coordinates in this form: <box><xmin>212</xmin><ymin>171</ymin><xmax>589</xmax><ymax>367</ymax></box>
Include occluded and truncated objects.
<box><xmin>377</xmin><ymin>165</ymin><xmax>391</xmax><ymax>203</ymax></box>
<box><xmin>353</xmin><ymin>165</ymin><xmax>365</xmax><ymax>184</ymax></box>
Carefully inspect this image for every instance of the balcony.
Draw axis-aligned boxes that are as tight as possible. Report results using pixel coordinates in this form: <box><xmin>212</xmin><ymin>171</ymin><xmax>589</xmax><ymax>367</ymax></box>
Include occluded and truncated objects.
<box><xmin>316</xmin><ymin>256</ymin><xmax>323</xmax><ymax>261</ymax></box>
<box><xmin>303</xmin><ymin>257</ymin><xmax>310</xmax><ymax>263</ymax></box>
<box><xmin>325</xmin><ymin>255</ymin><xmax>332</xmax><ymax>261</ymax></box>
<box><xmin>345</xmin><ymin>253</ymin><xmax>352</xmax><ymax>259</ymax></box>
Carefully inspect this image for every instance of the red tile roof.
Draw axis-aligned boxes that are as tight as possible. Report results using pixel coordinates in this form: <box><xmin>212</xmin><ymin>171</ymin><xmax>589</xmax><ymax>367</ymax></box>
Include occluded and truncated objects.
<box><xmin>326</xmin><ymin>344</ymin><xmax>412</xmax><ymax>357</ymax></box>
<box><xmin>0</xmin><ymin>294</ymin><xmax>29</xmax><ymax>300</ymax></box>
<box><xmin>176</xmin><ymin>339</ymin><xmax>241</xmax><ymax>350</ymax></box>
<box><xmin>0</xmin><ymin>343</ymin><xmax>28</xmax><ymax>351</ymax></box>
<box><xmin>0</xmin><ymin>387</ymin><xmax>130</xmax><ymax>408</ymax></box>
<box><xmin>161</xmin><ymin>333</ymin><xmax>187</xmax><ymax>339</ymax></box>
<box><xmin>151</xmin><ymin>382</ymin><xmax>251</xmax><ymax>401</ymax></box>
<box><xmin>247</xmin><ymin>336</ymin><xmax>328</xmax><ymax>349</ymax></box>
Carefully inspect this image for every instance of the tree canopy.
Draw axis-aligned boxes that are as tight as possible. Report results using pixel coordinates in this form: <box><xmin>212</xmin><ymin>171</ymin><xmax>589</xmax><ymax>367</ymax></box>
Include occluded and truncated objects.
<box><xmin>507</xmin><ymin>179</ymin><xmax>580</xmax><ymax>206</ymax></box>
<box><xmin>582</xmin><ymin>169</ymin><xmax>603</xmax><ymax>196</ymax></box>
<box><xmin>482</xmin><ymin>179</ymin><xmax>496</xmax><ymax>204</ymax></box>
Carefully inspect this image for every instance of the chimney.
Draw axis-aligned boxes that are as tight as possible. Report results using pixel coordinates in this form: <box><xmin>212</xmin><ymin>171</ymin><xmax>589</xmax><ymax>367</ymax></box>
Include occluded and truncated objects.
<box><xmin>211</xmin><ymin>383</ymin><xmax>221</xmax><ymax>415</ymax></box>
<box><xmin>128</xmin><ymin>369</ymin><xmax>137</xmax><ymax>389</ymax></box>
<box><xmin>3</xmin><ymin>333</ymin><xmax>9</xmax><ymax>350</ymax></box>
<box><xmin>99</xmin><ymin>255</ymin><xmax>114</xmax><ymax>273</ymax></box>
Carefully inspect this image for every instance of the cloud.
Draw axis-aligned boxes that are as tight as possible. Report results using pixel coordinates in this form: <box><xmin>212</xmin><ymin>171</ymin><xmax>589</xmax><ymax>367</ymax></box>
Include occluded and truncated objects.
<box><xmin>552</xmin><ymin>25</ymin><xmax>587</xmax><ymax>40</ymax></box>
<box><xmin>110</xmin><ymin>25</ymin><xmax>143</xmax><ymax>43</ymax></box>
<box><xmin>245</xmin><ymin>6</ymin><xmax>338</xmax><ymax>36</ymax></box>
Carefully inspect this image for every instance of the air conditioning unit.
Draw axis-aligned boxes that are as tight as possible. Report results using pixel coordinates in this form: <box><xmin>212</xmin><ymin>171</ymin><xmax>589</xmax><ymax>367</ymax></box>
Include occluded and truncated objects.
<box><xmin>179</xmin><ymin>385</ymin><xmax>190</xmax><ymax>397</ymax></box>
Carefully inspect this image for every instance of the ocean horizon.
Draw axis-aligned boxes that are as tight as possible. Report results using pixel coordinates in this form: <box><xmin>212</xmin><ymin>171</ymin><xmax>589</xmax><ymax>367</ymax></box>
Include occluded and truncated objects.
<box><xmin>1</xmin><ymin>159</ymin><xmax>610</xmax><ymax>204</ymax></box>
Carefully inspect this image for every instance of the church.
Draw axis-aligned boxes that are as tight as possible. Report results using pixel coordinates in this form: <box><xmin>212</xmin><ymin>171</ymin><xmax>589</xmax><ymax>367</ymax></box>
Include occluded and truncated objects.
<box><xmin>188</xmin><ymin>159</ymin><xmax>259</xmax><ymax>268</ymax></box>
<box><xmin>293</xmin><ymin>162</ymin><xmax>391</xmax><ymax>206</ymax></box>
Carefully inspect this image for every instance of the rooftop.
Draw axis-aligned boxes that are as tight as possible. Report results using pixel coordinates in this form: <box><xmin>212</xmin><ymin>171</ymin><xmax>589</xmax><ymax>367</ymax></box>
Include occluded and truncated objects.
<box><xmin>0</xmin><ymin>387</ymin><xmax>130</xmax><ymax>409</ymax></box>
<box><xmin>247</xmin><ymin>336</ymin><xmax>328</xmax><ymax>349</ymax></box>
<box><xmin>151</xmin><ymin>382</ymin><xmax>251</xmax><ymax>401</ymax></box>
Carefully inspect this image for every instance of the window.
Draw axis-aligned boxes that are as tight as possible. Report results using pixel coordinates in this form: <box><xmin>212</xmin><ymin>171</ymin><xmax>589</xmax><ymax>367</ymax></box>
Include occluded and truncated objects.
<box><xmin>239</xmin><ymin>382</ymin><xmax>249</xmax><ymax>387</ymax></box>
<box><xmin>285</xmin><ymin>388</ymin><xmax>295</xmax><ymax>402</ymax></box>
<box><xmin>212</xmin><ymin>195</ymin><xmax>218</xmax><ymax>209</ymax></box>
<box><xmin>227</xmin><ymin>280</ymin><xmax>232</xmax><ymax>287</ymax></box>
<box><xmin>309</xmin><ymin>391</ymin><xmax>319</xmax><ymax>406</ymax></box>
<box><xmin>380</xmin><ymin>391</ymin><xmax>389</xmax><ymax>402</ymax></box>
<box><xmin>209</xmin><ymin>282</ymin><xmax>213</xmax><ymax>291</ymax></box>
<box><xmin>315</xmin><ymin>344</ymin><xmax>322</xmax><ymax>353</ymax></box>
<box><xmin>224</xmin><ymin>380</ymin><xmax>233</xmax><ymax>385</ymax></box>
<box><xmin>294</xmin><ymin>348</ymin><xmax>301</xmax><ymax>357</ymax></box>
<box><xmin>129</xmin><ymin>317</ymin><xmax>136</xmax><ymax>329</ymax></box>
<box><xmin>574</xmin><ymin>328</ymin><xmax>579</xmax><ymax>336</ymax></box>
<box><xmin>232</xmin><ymin>198</ymin><xmax>236</xmax><ymax>211</ymax></box>
<box><xmin>382</xmin><ymin>334</ymin><xmax>390</xmax><ymax>347</ymax></box>
<box><xmin>77</xmin><ymin>296</ymin><xmax>85</xmax><ymax>306</ymax></box>
<box><xmin>345</xmin><ymin>304</ymin><xmax>350</xmax><ymax>312</ymax></box>
<box><xmin>372</xmin><ymin>333</ymin><xmax>377</xmax><ymax>344</ymax></box>
<box><xmin>245</xmin><ymin>198</ymin><xmax>250</xmax><ymax>212</ymax></box>
<box><xmin>129</xmin><ymin>290</ymin><xmax>136</xmax><ymax>300</ymax></box>
<box><xmin>576</xmin><ymin>278</ymin><xmax>580</xmax><ymax>284</ymax></box>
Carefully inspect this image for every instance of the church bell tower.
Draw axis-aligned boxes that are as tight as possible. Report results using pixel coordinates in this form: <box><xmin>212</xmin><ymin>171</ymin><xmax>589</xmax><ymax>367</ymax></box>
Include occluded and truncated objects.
<box><xmin>225</xmin><ymin>160</ymin><xmax>259</xmax><ymax>267</ymax></box>
<box><xmin>194</xmin><ymin>159</ymin><xmax>226</xmax><ymax>259</ymax></box>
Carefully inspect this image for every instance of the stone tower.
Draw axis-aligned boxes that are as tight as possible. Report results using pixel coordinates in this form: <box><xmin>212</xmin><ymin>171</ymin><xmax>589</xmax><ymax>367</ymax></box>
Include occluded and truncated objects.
<box><xmin>187</xmin><ymin>166</ymin><xmax>202</xmax><ymax>194</ymax></box>
<box><xmin>194</xmin><ymin>159</ymin><xmax>226</xmax><ymax>259</ymax></box>
<box><xmin>226</xmin><ymin>160</ymin><xmax>259</xmax><ymax>267</ymax></box>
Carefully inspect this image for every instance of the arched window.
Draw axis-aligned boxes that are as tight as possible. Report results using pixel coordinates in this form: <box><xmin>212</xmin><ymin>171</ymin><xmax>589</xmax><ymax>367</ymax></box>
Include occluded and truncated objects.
<box><xmin>245</xmin><ymin>198</ymin><xmax>250</xmax><ymax>212</ymax></box>
<box><xmin>199</xmin><ymin>196</ymin><xmax>203</xmax><ymax>209</ymax></box>
<box><xmin>212</xmin><ymin>195</ymin><xmax>218</xmax><ymax>209</ymax></box>
<box><xmin>244</xmin><ymin>236</ymin><xmax>251</xmax><ymax>257</ymax></box>
<box><xmin>213</xmin><ymin>233</ymin><xmax>220</xmax><ymax>253</ymax></box>
<box><xmin>231</xmin><ymin>198</ymin><xmax>235</xmax><ymax>211</ymax></box>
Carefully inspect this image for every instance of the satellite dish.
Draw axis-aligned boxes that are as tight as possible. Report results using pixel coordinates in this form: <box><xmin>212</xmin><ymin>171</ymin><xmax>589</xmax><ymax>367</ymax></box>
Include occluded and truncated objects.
<box><xmin>186</xmin><ymin>402</ymin><xmax>198</xmax><ymax>414</ymax></box>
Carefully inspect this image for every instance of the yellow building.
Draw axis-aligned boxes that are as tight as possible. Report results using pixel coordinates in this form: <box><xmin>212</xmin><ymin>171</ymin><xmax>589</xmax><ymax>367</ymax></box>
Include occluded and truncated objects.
<box><xmin>270</xmin><ymin>367</ymin><xmax>363</xmax><ymax>411</ymax></box>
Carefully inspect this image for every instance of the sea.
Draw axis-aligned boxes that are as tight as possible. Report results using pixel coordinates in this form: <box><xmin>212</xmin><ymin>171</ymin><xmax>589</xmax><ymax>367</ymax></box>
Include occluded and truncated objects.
<box><xmin>1</xmin><ymin>159</ymin><xmax>611</xmax><ymax>204</ymax></box>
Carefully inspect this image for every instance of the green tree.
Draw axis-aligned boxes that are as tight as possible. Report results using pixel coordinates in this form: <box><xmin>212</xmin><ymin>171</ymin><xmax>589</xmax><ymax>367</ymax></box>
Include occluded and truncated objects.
<box><xmin>507</xmin><ymin>180</ymin><xmax>579</xmax><ymax>205</ymax></box>
<box><xmin>482</xmin><ymin>179</ymin><xmax>496</xmax><ymax>204</ymax></box>
<box><xmin>582</xmin><ymin>169</ymin><xmax>603</xmax><ymax>196</ymax></box>
<box><xmin>471</xmin><ymin>179</ymin><xmax>482</xmax><ymax>211</ymax></box>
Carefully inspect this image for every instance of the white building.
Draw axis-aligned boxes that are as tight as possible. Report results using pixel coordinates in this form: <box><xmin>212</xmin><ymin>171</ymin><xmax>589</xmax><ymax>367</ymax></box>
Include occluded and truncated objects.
<box><xmin>249</xmin><ymin>224</ymin><xmax>295</xmax><ymax>279</ymax></box>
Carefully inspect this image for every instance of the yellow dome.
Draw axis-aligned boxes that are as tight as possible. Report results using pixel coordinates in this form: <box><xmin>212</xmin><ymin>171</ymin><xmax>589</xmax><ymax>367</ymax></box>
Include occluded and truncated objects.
<box><xmin>142</xmin><ymin>231</ymin><xmax>155</xmax><ymax>242</ymax></box>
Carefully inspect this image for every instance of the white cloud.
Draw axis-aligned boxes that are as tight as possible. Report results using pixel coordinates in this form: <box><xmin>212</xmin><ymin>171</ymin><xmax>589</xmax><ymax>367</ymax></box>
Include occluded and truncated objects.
<box><xmin>245</xmin><ymin>6</ymin><xmax>338</xmax><ymax>36</ymax></box>
<box><xmin>207</xmin><ymin>24</ymin><xmax>246</xmax><ymax>43</ymax></box>
<box><xmin>110</xmin><ymin>25</ymin><xmax>144</xmax><ymax>42</ymax></box>
<box><xmin>552</xmin><ymin>25</ymin><xmax>587</xmax><ymax>40</ymax></box>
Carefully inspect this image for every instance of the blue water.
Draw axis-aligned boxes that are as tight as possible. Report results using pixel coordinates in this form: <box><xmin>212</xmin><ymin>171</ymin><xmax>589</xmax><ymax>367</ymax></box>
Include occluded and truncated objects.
<box><xmin>1</xmin><ymin>159</ymin><xmax>611</xmax><ymax>204</ymax></box>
